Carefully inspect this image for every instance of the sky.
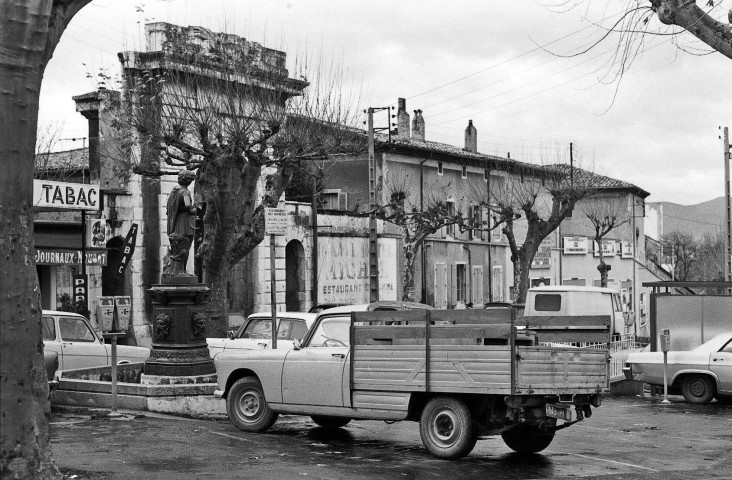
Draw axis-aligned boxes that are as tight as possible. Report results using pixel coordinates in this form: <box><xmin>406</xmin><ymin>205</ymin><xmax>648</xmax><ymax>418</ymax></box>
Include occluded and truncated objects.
<box><xmin>39</xmin><ymin>0</ymin><xmax>732</xmax><ymax>205</ymax></box>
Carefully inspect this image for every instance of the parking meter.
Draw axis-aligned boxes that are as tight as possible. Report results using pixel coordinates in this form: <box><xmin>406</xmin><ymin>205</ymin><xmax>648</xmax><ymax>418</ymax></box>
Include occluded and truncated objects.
<box><xmin>660</xmin><ymin>329</ymin><xmax>671</xmax><ymax>353</ymax></box>
<box><xmin>660</xmin><ymin>329</ymin><xmax>671</xmax><ymax>404</ymax></box>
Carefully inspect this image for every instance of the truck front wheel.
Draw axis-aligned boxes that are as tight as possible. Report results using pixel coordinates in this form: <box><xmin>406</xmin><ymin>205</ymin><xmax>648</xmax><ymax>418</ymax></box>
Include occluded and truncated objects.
<box><xmin>227</xmin><ymin>377</ymin><xmax>278</xmax><ymax>432</ymax></box>
<box><xmin>501</xmin><ymin>424</ymin><xmax>554</xmax><ymax>453</ymax></box>
<box><xmin>419</xmin><ymin>397</ymin><xmax>477</xmax><ymax>460</ymax></box>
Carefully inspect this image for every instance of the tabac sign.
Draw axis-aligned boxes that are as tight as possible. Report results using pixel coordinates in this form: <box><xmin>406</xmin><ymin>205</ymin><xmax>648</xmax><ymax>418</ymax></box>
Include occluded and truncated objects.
<box><xmin>33</xmin><ymin>180</ymin><xmax>100</xmax><ymax>210</ymax></box>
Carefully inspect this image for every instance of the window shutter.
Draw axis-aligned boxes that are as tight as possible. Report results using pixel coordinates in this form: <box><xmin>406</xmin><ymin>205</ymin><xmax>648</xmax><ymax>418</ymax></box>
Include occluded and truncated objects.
<box><xmin>338</xmin><ymin>192</ymin><xmax>348</xmax><ymax>210</ymax></box>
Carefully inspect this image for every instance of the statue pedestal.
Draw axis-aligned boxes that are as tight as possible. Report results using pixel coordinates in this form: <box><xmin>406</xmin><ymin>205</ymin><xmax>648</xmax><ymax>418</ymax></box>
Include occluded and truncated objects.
<box><xmin>145</xmin><ymin>276</ymin><xmax>215</xmax><ymax>376</ymax></box>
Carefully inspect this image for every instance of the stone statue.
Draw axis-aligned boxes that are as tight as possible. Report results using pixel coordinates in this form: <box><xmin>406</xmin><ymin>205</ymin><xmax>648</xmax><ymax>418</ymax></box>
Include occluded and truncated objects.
<box><xmin>164</xmin><ymin>169</ymin><xmax>197</xmax><ymax>276</ymax></box>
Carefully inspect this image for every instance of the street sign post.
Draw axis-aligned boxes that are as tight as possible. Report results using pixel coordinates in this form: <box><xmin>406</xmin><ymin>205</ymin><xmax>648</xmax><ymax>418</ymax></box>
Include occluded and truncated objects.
<box><xmin>265</xmin><ymin>208</ymin><xmax>287</xmax><ymax>349</ymax></box>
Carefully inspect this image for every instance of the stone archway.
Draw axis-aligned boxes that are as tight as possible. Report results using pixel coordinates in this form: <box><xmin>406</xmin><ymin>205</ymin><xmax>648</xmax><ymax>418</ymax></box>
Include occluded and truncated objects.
<box><xmin>285</xmin><ymin>240</ymin><xmax>306</xmax><ymax>312</ymax></box>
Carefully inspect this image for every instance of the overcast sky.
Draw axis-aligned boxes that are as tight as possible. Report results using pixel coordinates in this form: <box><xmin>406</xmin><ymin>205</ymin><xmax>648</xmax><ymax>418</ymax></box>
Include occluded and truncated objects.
<box><xmin>39</xmin><ymin>0</ymin><xmax>732</xmax><ymax>205</ymax></box>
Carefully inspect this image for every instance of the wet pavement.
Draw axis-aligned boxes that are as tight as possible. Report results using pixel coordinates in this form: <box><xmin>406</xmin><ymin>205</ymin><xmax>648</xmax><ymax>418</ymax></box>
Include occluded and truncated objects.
<box><xmin>50</xmin><ymin>395</ymin><xmax>732</xmax><ymax>480</ymax></box>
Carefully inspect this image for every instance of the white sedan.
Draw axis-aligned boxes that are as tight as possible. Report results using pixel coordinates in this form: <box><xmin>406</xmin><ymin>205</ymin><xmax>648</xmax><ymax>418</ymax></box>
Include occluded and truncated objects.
<box><xmin>207</xmin><ymin>312</ymin><xmax>316</xmax><ymax>358</ymax></box>
<box><xmin>42</xmin><ymin>310</ymin><xmax>150</xmax><ymax>372</ymax></box>
<box><xmin>624</xmin><ymin>332</ymin><xmax>732</xmax><ymax>404</ymax></box>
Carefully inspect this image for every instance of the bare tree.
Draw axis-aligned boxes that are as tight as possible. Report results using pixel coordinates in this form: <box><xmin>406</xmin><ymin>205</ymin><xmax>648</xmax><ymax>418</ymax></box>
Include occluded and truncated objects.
<box><xmin>376</xmin><ymin>171</ymin><xmax>469</xmax><ymax>301</ymax></box>
<box><xmin>1</xmin><ymin>2</ymin><xmax>92</xmax><ymax>477</ymax></box>
<box><xmin>692</xmin><ymin>231</ymin><xmax>726</xmax><ymax>282</ymax></box>
<box><xmin>546</xmin><ymin>1</ymin><xmax>732</xmax><ymax>86</ymax></box>
<box><xmin>582</xmin><ymin>196</ymin><xmax>631</xmax><ymax>287</ymax></box>
<box><xmin>662</xmin><ymin>230</ymin><xmax>697</xmax><ymax>280</ymax></box>
<box><xmin>487</xmin><ymin>160</ymin><xmax>591</xmax><ymax>304</ymax></box>
<box><xmin>115</xmin><ymin>25</ymin><xmax>365</xmax><ymax>334</ymax></box>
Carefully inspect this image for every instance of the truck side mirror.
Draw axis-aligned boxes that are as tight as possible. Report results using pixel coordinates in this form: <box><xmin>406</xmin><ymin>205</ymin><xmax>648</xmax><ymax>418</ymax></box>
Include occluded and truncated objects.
<box><xmin>293</xmin><ymin>338</ymin><xmax>302</xmax><ymax>350</ymax></box>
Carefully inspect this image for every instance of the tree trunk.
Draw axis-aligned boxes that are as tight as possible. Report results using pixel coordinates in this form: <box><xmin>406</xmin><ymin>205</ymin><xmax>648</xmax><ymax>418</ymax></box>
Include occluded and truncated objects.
<box><xmin>1</xmin><ymin>1</ymin><xmax>90</xmax><ymax>477</ymax></box>
<box><xmin>652</xmin><ymin>0</ymin><xmax>732</xmax><ymax>59</ymax></box>
<box><xmin>205</xmin><ymin>261</ymin><xmax>231</xmax><ymax>338</ymax></box>
<box><xmin>597</xmin><ymin>261</ymin><xmax>611</xmax><ymax>288</ymax></box>
<box><xmin>402</xmin><ymin>242</ymin><xmax>417</xmax><ymax>301</ymax></box>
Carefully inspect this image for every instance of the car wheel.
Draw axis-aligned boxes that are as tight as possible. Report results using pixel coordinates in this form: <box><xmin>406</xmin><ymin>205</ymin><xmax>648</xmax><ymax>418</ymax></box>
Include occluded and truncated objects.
<box><xmin>419</xmin><ymin>396</ymin><xmax>477</xmax><ymax>460</ymax></box>
<box><xmin>310</xmin><ymin>416</ymin><xmax>351</xmax><ymax>429</ymax></box>
<box><xmin>681</xmin><ymin>375</ymin><xmax>715</xmax><ymax>405</ymax></box>
<box><xmin>501</xmin><ymin>424</ymin><xmax>555</xmax><ymax>454</ymax></box>
<box><xmin>227</xmin><ymin>377</ymin><xmax>278</xmax><ymax>432</ymax></box>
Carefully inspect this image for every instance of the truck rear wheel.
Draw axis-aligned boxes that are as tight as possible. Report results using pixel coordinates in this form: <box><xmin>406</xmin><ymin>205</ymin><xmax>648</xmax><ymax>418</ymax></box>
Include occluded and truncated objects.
<box><xmin>419</xmin><ymin>397</ymin><xmax>477</xmax><ymax>460</ymax></box>
<box><xmin>227</xmin><ymin>377</ymin><xmax>278</xmax><ymax>432</ymax></box>
<box><xmin>501</xmin><ymin>424</ymin><xmax>554</xmax><ymax>453</ymax></box>
<box><xmin>310</xmin><ymin>416</ymin><xmax>351</xmax><ymax>429</ymax></box>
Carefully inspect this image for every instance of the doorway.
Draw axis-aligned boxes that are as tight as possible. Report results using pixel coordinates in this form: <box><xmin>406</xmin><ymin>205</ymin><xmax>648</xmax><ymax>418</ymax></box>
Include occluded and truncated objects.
<box><xmin>285</xmin><ymin>240</ymin><xmax>306</xmax><ymax>311</ymax></box>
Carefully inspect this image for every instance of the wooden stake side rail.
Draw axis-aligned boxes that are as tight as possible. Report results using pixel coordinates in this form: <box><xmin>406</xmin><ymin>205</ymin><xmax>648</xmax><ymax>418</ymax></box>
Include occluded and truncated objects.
<box><xmin>350</xmin><ymin>309</ymin><xmax>610</xmax><ymax>395</ymax></box>
<box><xmin>519</xmin><ymin>315</ymin><xmax>612</xmax><ymax>344</ymax></box>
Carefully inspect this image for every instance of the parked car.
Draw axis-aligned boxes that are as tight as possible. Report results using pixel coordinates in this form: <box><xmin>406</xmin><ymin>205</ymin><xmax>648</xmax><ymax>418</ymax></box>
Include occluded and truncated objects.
<box><xmin>42</xmin><ymin>310</ymin><xmax>150</xmax><ymax>371</ymax></box>
<box><xmin>624</xmin><ymin>332</ymin><xmax>732</xmax><ymax>404</ymax></box>
<box><xmin>44</xmin><ymin>349</ymin><xmax>59</xmax><ymax>389</ymax></box>
<box><xmin>207</xmin><ymin>312</ymin><xmax>317</xmax><ymax>358</ymax></box>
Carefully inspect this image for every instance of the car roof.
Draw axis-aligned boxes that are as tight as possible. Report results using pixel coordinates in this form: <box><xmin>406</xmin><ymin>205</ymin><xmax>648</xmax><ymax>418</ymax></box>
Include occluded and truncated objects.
<box><xmin>42</xmin><ymin>310</ymin><xmax>87</xmax><ymax>318</ymax></box>
<box><xmin>528</xmin><ymin>285</ymin><xmax>618</xmax><ymax>294</ymax></box>
<box><xmin>694</xmin><ymin>332</ymin><xmax>732</xmax><ymax>352</ymax></box>
<box><xmin>316</xmin><ymin>301</ymin><xmax>434</xmax><ymax>316</ymax></box>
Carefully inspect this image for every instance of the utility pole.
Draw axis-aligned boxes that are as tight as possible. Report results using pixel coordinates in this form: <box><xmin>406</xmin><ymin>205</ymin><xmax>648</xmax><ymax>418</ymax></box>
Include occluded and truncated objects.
<box><xmin>366</xmin><ymin>106</ymin><xmax>392</xmax><ymax>302</ymax></box>
<box><xmin>722</xmin><ymin>126</ymin><xmax>731</xmax><ymax>287</ymax></box>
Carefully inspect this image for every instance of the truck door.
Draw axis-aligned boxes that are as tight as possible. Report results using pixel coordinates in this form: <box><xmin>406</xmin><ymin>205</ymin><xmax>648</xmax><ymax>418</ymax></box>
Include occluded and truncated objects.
<box><xmin>281</xmin><ymin>316</ymin><xmax>350</xmax><ymax>406</ymax></box>
<box><xmin>710</xmin><ymin>338</ymin><xmax>732</xmax><ymax>394</ymax></box>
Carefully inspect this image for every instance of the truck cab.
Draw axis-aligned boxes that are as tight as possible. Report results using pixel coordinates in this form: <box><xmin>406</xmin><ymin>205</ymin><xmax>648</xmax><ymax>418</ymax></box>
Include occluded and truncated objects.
<box><xmin>524</xmin><ymin>286</ymin><xmax>624</xmax><ymax>336</ymax></box>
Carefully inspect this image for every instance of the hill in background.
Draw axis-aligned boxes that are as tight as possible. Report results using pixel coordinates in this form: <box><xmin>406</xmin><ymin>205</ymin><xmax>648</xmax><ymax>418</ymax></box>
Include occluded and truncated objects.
<box><xmin>649</xmin><ymin>196</ymin><xmax>726</xmax><ymax>239</ymax></box>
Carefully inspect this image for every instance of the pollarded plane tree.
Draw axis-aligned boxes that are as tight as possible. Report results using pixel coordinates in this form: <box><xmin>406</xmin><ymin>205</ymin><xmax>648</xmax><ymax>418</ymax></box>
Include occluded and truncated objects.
<box><xmin>1</xmin><ymin>1</ymin><xmax>95</xmax><ymax>478</ymax></box>
<box><xmin>116</xmin><ymin>28</ymin><xmax>365</xmax><ymax>336</ymax></box>
<box><xmin>376</xmin><ymin>171</ymin><xmax>471</xmax><ymax>301</ymax></box>
<box><xmin>581</xmin><ymin>195</ymin><xmax>631</xmax><ymax>287</ymax></box>
<box><xmin>480</xmin><ymin>157</ymin><xmax>591</xmax><ymax>304</ymax></box>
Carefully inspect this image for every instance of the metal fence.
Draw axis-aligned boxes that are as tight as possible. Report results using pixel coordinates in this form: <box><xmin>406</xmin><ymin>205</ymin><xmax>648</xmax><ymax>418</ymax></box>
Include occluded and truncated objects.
<box><xmin>539</xmin><ymin>334</ymin><xmax>648</xmax><ymax>383</ymax></box>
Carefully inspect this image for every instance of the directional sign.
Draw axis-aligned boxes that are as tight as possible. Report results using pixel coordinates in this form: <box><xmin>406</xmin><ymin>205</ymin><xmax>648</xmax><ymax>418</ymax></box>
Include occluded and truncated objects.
<box><xmin>265</xmin><ymin>208</ymin><xmax>287</xmax><ymax>236</ymax></box>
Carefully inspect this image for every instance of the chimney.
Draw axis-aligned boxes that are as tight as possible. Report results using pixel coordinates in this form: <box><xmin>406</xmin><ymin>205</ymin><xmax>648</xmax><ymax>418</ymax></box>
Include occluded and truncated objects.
<box><xmin>395</xmin><ymin>98</ymin><xmax>410</xmax><ymax>141</ymax></box>
<box><xmin>464</xmin><ymin>119</ymin><xmax>477</xmax><ymax>153</ymax></box>
<box><xmin>412</xmin><ymin>109</ymin><xmax>425</xmax><ymax>142</ymax></box>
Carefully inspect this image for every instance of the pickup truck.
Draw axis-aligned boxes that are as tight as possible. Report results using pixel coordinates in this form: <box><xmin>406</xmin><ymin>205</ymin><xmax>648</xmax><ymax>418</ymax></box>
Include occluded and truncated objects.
<box><xmin>215</xmin><ymin>306</ymin><xmax>610</xmax><ymax>459</ymax></box>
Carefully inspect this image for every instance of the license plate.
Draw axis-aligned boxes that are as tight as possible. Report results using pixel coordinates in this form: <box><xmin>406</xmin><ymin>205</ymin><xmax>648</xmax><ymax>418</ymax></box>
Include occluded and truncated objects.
<box><xmin>546</xmin><ymin>403</ymin><xmax>573</xmax><ymax>422</ymax></box>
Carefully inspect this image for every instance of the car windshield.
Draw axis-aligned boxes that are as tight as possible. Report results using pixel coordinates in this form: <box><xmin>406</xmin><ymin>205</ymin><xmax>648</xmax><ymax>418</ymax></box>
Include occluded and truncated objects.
<box><xmin>240</xmin><ymin>318</ymin><xmax>308</xmax><ymax>340</ymax></box>
<box><xmin>308</xmin><ymin>316</ymin><xmax>350</xmax><ymax>347</ymax></box>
